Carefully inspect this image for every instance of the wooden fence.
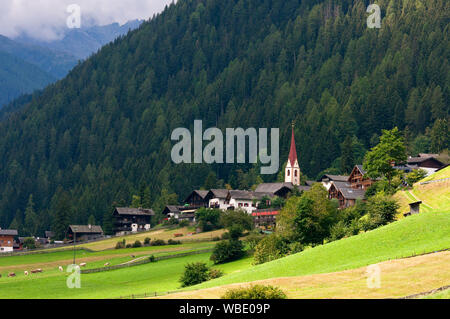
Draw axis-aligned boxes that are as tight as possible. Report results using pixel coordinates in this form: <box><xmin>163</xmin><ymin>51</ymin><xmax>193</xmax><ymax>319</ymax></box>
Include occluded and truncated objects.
<box><xmin>80</xmin><ymin>248</ymin><xmax>214</xmax><ymax>274</ymax></box>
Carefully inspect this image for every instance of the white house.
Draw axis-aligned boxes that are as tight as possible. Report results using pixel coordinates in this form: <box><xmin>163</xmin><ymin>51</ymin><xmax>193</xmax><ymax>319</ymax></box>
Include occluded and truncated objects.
<box><xmin>207</xmin><ymin>189</ymin><xmax>231</xmax><ymax>210</ymax></box>
<box><xmin>226</xmin><ymin>190</ymin><xmax>274</xmax><ymax>214</ymax></box>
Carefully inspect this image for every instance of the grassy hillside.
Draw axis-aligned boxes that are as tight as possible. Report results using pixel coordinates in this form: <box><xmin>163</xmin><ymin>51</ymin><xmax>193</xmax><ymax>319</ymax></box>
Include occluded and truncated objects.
<box><xmin>190</xmin><ymin>211</ymin><xmax>450</xmax><ymax>290</ymax></box>
<box><xmin>394</xmin><ymin>167</ymin><xmax>450</xmax><ymax>215</ymax></box>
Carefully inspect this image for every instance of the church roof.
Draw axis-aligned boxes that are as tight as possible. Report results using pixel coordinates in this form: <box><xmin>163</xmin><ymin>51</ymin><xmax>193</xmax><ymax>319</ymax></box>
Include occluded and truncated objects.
<box><xmin>288</xmin><ymin>126</ymin><xmax>298</xmax><ymax>166</ymax></box>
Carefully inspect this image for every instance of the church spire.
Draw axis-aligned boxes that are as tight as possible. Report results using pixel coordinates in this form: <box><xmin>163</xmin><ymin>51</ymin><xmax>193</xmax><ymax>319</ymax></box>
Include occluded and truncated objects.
<box><xmin>288</xmin><ymin>123</ymin><xmax>298</xmax><ymax>166</ymax></box>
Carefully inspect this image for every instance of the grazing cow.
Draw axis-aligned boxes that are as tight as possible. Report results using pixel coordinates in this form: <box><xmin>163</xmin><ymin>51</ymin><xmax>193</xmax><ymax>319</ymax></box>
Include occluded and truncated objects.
<box><xmin>79</xmin><ymin>263</ymin><xmax>87</xmax><ymax>267</ymax></box>
<box><xmin>131</xmin><ymin>255</ymin><xmax>135</xmax><ymax>258</ymax></box>
<box><xmin>24</xmin><ymin>271</ymin><xmax>29</xmax><ymax>276</ymax></box>
<box><xmin>58</xmin><ymin>266</ymin><xmax>63</xmax><ymax>272</ymax></box>
<box><xmin>104</xmin><ymin>262</ymin><xmax>110</xmax><ymax>267</ymax></box>
<box><xmin>8</xmin><ymin>272</ymin><xmax>16</xmax><ymax>277</ymax></box>
<box><xmin>31</xmin><ymin>269</ymin><xmax>43</xmax><ymax>274</ymax></box>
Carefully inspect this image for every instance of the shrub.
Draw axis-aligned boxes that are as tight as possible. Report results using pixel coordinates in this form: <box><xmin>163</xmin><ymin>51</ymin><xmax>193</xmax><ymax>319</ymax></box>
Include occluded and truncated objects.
<box><xmin>366</xmin><ymin>194</ymin><xmax>399</xmax><ymax>229</ymax></box>
<box><xmin>144</xmin><ymin>237</ymin><xmax>151</xmax><ymax>245</ymax></box>
<box><xmin>212</xmin><ymin>236</ymin><xmax>221</xmax><ymax>241</ymax></box>
<box><xmin>115</xmin><ymin>241</ymin><xmax>125</xmax><ymax>249</ymax></box>
<box><xmin>151</xmin><ymin>239</ymin><xmax>166</xmax><ymax>246</ymax></box>
<box><xmin>222</xmin><ymin>285</ymin><xmax>287</xmax><ymax>299</ymax></box>
<box><xmin>329</xmin><ymin>220</ymin><xmax>348</xmax><ymax>241</ymax></box>
<box><xmin>148</xmin><ymin>255</ymin><xmax>156</xmax><ymax>262</ymax></box>
<box><xmin>179</xmin><ymin>220</ymin><xmax>190</xmax><ymax>227</ymax></box>
<box><xmin>132</xmin><ymin>240</ymin><xmax>142</xmax><ymax>248</ymax></box>
<box><xmin>126</xmin><ymin>244</ymin><xmax>132</xmax><ymax>248</ymax></box>
<box><xmin>168</xmin><ymin>239</ymin><xmax>181</xmax><ymax>245</ymax></box>
<box><xmin>23</xmin><ymin>237</ymin><xmax>36</xmax><ymax>249</ymax></box>
<box><xmin>244</xmin><ymin>233</ymin><xmax>264</xmax><ymax>251</ymax></box>
<box><xmin>406</xmin><ymin>169</ymin><xmax>427</xmax><ymax>187</ymax></box>
<box><xmin>209</xmin><ymin>268</ymin><xmax>224</xmax><ymax>279</ymax></box>
<box><xmin>210</xmin><ymin>239</ymin><xmax>245</xmax><ymax>264</ymax></box>
<box><xmin>288</xmin><ymin>241</ymin><xmax>304</xmax><ymax>254</ymax></box>
<box><xmin>179</xmin><ymin>262</ymin><xmax>210</xmax><ymax>287</ymax></box>
<box><xmin>195</xmin><ymin>208</ymin><xmax>222</xmax><ymax>231</ymax></box>
<box><xmin>253</xmin><ymin>234</ymin><xmax>290</xmax><ymax>265</ymax></box>
<box><xmin>221</xmin><ymin>232</ymin><xmax>230</xmax><ymax>240</ymax></box>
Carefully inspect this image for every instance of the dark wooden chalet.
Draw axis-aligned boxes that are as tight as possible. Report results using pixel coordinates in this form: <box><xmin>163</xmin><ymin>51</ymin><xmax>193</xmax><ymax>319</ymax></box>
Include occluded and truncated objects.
<box><xmin>113</xmin><ymin>207</ymin><xmax>155</xmax><ymax>234</ymax></box>
<box><xmin>67</xmin><ymin>225</ymin><xmax>103</xmax><ymax>242</ymax></box>
<box><xmin>407</xmin><ymin>156</ymin><xmax>444</xmax><ymax>169</ymax></box>
<box><xmin>328</xmin><ymin>182</ymin><xmax>366</xmax><ymax>209</ymax></box>
<box><xmin>162</xmin><ymin>205</ymin><xmax>196</xmax><ymax>223</ymax></box>
<box><xmin>348</xmin><ymin>165</ymin><xmax>375</xmax><ymax>190</ymax></box>
<box><xmin>183</xmin><ymin>190</ymin><xmax>210</xmax><ymax>207</ymax></box>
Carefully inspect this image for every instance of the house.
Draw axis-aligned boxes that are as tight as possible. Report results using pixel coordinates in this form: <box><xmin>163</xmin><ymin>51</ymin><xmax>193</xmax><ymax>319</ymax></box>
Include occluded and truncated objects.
<box><xmin>252</xmin><ymin>208</ymin><xmax>279</xmax><ymax>230</ymax></box>
<box><xmin>319</xmin><ymin>174</ymin><xmax>350</xmax><ymax>190</ymax></box>
<box><xmin>254</xmin><ymin>182</ymin><xmax>295</xmax><ymax>198</ymax></box>
<box><xmin>404</xmin><ymin>201</ymin><xmax>422</xmax><ymax>217</ymax></box>
<box><xmin>183</xmin><ymin>190</ymin><xmax>210</xmax><ymax>207</ymax></box>
<box><xmin>207</xmin><ymin>189</ymin><xmax>230</xmax><ymax>209</ymax></box>
<box><xmin>45</xmin><ymin>231</ymin><xmax>54</xmax><ymax>240</ymax></box>
<box><xmin>348</xmin><ymin>165</ymin><xmax>375</xmax><ymax>190</ymax></box>
<box><xmin>67</xmin><ymin>225</ymin><xmax>103</xmax><ymax>242</ymax></box>
<box><xmin>162</xmin><ymin>205</ymin><xmax>196</xmax><ymax>223</ymax></box>
<box><xmin>328</xmin><ymin>182</ymin><xmax>366</xmax><ymax>209</ymax></box>
<box><xmin>113</xmin><ymin>207</ymin><xmax>154</xmax><ymax>235</ymax></box>
<box><xmin>226</xmin><ymin>190</ymin><xmax>275</xmax><ymax>214</ymax></box>
<box><xmin>406</xmin><ymin>155</ymin><xmax>445</xmax><ymax>176</ymax></box>
<box><xmin>0</xmin><ymin>229</ymin><xmax>18</xmax><ymax>253</ymax></box>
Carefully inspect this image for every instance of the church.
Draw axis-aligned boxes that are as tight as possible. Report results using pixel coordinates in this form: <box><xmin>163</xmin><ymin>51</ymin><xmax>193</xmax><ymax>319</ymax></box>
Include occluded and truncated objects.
<box><xmin>255</xmin><ymin>125</ymin><xmax>311</xmax><ymax>197</ymax></box>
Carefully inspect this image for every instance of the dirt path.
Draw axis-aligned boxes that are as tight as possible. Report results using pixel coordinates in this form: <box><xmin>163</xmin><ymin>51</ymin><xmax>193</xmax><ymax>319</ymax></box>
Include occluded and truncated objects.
<box><xmin>154</xmin><ymin>251</ymin><xmax>450</xmax><ymax>299</ymax></box>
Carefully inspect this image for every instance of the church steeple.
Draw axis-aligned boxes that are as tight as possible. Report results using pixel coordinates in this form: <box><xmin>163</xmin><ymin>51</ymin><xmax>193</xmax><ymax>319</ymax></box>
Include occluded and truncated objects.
<box><xmin>285</xmin><ymin>123</ymin><xmax>300</xmax><ymax>185</ymax></box>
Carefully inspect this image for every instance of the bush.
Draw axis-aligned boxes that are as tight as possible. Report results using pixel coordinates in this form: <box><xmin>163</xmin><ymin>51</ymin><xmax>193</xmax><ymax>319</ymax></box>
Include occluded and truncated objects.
<box><xmin>132</xmin><ymin>240</ymin><xmax>142</xmax><ymax>248</ymax></box>
<box><xmin>168</xmin><ymin>239</ymin><xmax>181</xmax><ymax>245</ymax></box>
<box><xmin>210</xmin><ymin>239</ymin><xmax>245</xmax><ymax>264</ymax></box>
<box><xmin>23</xmin><ymin>237</ymin><xmax>36</xmax><ymax>249</ymax></box>
<box><xmin>195</xmin><ymin>208</ymin><xmax>222</xmax><ymax>231</ymax></box>
<box><xmin>212</xmin><ymin>236</ymin><xmax>221</xmax><ymax>241</ymax></box>
<box><xmin>179</xmin><ymin>220</ymin><xmax>190</xmax><ymax>227</ymax></box>
<box><xmin>244</xmin><ymin>233</ymin><xmax>264</xmax><ymax>251</ymax></box>
<box><xmin>253</xmin><ymin>234</ymin><xmax>289</xmax><ymax>265</ymax></box>
<box><xmin>366</xmin><ymin>194</ymin><xmax>399</xmax><ymax>229</ymax></box>
<box><xmin>180</xmin><ymin>262</ymin><xmax>210</xmax><ymax>287</ymax></box>
<box><xmin>222</xmin><ymin>285</ymin><xmax>287</xmax><ymax>299</ymax></box>
<box><xmin>209</xmin><ymin>268</ymin><xmax>224</xmax><ymax>279</ymax></box>
<box><xmin>151</xmin><ymin>239</ymin><xmax>166</xmax><ymax>246</ymax></box>
<box><xmin>126</xmin><ymin>244</ymin><xmax>132</xmax><ymax>248</ymax></box>
<box><xmin>148</xmin><ymin>255</ymin><xmax>156</xmax><ymax>262</ymax></box>
<box><xmin>288</xmin><ymin>241</ymin><xmax>304</xmax><ymax>254</ymax></box>
<box><xmin>329</xmin><ymin>220</ymin><xmax>348</xmax><ymax>241</ymax></box>
<box><xmin>144</xmin><ymin>237</ymin><xmax>151</xmax><ymax>245</ymax></box>
<box><xmin>221</xmin><ymin>232</ymin><xmax>230</xmax><ymax>240</ymax></box>
<box><xmin>406</xmin><ymin>169</ymin><xmax>427</xmax><ymax>187</ymax></box>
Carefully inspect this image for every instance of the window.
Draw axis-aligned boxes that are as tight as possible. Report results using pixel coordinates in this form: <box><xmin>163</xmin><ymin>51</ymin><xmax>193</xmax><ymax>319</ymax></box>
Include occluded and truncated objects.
<box><xmin>244</xmin><ymin>203</ymin><xmax>248</xmax><ymax>207</ymax></box>
<box><xmin>294</xmin><ymin>170</ymin><xmax>298</xmax><ymax>177</ymax></box>
<box><xmin>287</xmin><ymin>169</ymin><xmax>290</xmax><ymax>176</ymax></box>
<box><xmin>238</xmin><ymin>203</ymin><xmax>243</xmax><ymax>207</ymax></box>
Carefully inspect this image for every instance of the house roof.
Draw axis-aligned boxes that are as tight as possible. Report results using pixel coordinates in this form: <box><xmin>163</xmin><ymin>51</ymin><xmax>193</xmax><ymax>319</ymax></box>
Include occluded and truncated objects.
<box><xmin>320</xmin><ymin>174</ymin><xmax>350</xmax><ymax>182</ymax></box>
<box><xmin>228</xmin><ymin>190</ymin><xmax>275</xmax><ymax>200</ymax></box>
<box><xmin>407</xmin><ymin>156</ymin><xmax>444</xmax><ymax>166</ymax></box>
<box><xmin>69</xmin><ymin>225</ymin><xmax>103</xmax><ymax>234</ymax></box>
<box><xmin>296</xmin><ymin>185</ymin><xmax>312</xmax><ymax>192</ymax></box>
<box><xmin>114</xmin><ymin>207</ymin><xmax>155</xmax><ymax>216</ymax></box>
<box><xmin>355</xmin><ymin>165</ymin><xmax>367</xmax><ymax>175</ymax></box>
<box><xmin>45</xmin><ymin>231</ymin><xmax>54</xmax><ymax>238</ymax></box>
<box><xmin>254</xmin><ymin>182</ymin><xmax>293</xmax><ymax>193</ymax></box>
<box><xmin>184</xmin><ymin>190</ymin><xmax>209</xmax><ymax>203</ymax></box>
<box><xmin>288</xmin><ymin>126</ymin><xmax>298</xmax><ymax>166</ymax></box>
<box><xmin>332</xmin><ymin>181</ymin><xmax>352</xmax><ymax>189</ymax></box>
<box><xmin>339</xmin><ymin>188</ymin><xmax>366</xmax><ymax>200</ymax></box>
<box><xmin>208</xmin><ymin>189</ymin><xmax>230</xmax><ymax>199</ymax></box>
<box><xmin>0</xmin><ymin>229</ymin><xmax>18</xmax><ymax>236</ymax></box>
<box><xmin>305</xmin><ymin>180</ymin><xmax>315</xmax><ymax>186</ymax></box>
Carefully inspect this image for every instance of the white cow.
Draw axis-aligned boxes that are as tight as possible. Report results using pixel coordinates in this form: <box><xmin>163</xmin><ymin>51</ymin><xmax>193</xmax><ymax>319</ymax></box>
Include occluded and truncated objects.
<box><xmin>79</xmin><ymin>263</ymin><xmax>87</xmax><ymax>267</ymax></box>
<box><xmin>24</xmin><ymin>271</ymin><xmax>29</xmax><ymax>276</ymax></box>
<box><xmin>58</xmin><ymin>266</ymin><xmax>63</xmax><ymax>272</ymax></box>
<box><xmin>104</xmin><ymin>263</ymin><xmax>110</xmax><ymax>266</ymax></box>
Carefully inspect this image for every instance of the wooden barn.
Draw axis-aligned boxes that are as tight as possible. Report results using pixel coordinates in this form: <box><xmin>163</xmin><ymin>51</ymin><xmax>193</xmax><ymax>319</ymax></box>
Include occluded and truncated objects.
<box><xmin>0</xmin><ymin>229</ymin><xmax>18</xmax><ymax>253</ymax></box>
<box><xmin>67</xmin><ymin>225</ymin><xmax>103</xmax><ymax>242</ymax></box>
<box><xmin>113</xmin><ymin>207</ymin><xmax>155</xmax><ymax>235</ymax></box>
<box><xmin>348</xmin><ymin>165</ymin><xmax>375</xmax><ymax>190</ymax></box>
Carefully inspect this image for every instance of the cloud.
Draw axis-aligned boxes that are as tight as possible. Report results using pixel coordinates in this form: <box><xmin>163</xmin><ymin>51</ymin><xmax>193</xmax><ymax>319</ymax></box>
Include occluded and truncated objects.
<box><xmin>0</xmin><ymin>0</ymin><xmax>173</xmax><ymax>41</ymax></box>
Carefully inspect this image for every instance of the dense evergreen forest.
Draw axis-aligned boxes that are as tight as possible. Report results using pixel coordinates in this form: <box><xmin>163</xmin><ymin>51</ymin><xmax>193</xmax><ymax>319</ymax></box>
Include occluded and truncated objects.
<box><xmin>0</xmin><ymin>0</ymin><xmax>448</xmax><ymax>236</ymax></box>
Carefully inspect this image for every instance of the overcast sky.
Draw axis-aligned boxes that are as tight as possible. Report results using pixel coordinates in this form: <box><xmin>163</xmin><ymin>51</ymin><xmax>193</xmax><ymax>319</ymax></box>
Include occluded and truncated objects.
<box><xmin>0</xmin><ymin>0</ymin><xmax>173</xmax><ymax>41</ymax></box>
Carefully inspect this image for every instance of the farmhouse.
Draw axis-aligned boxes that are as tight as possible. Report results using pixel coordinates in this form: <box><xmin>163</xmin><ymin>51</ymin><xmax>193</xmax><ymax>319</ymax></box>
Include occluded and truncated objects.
<box><xmin>319</xmin><ymin>174</ymin><xmax>350</xmax><ymax>190</ymax></box>
<box><xmin>252</xmin><ymin>208</ymin><xmax>280</xmax><ymax>230</ymax></box>
<box><xmin>183</xmin><ymin>190</ymin><xmax>210</xmax><ymax>207</ymax></box>
<box><xmin>113</xmin><ymin>207</ymin><xmax>154</xmax><ymax>235</ymax></box>
<box><xmin>226</xmin><ymin>190</ymin><xmax>275</xmax><ymax>214</ymax></box>
<box><xmin>328</xmin><ymin>182</ymin><xmax>366</xmax><ymax>209</ymax></box>
<box><xmin>206</xmin><ymin>189</ymin><xmax>230</xmax><ymax>209</ymax></box>
<box><xmin>162</xmin><ymin>205</ymin><xmax>197</xmax><ymax>223</ymax></box>
<box><xmin>406</xmin><ymin>155</ymin><xmax>445</xmax><ymax>176</ymax></box>
<box><xmin>348</xmin><ymin>165</ymin><xmax>375</xmax><ymax>190</ymax></box>
<box><xmin>67</xmin><ymin>225</ymin><xmax>104</xmax><ymax>242</ymax></box>
<box><xmin>0</xmin><ymin>229</ymin><xmax>18</xmax><ymax>253</ymax></box>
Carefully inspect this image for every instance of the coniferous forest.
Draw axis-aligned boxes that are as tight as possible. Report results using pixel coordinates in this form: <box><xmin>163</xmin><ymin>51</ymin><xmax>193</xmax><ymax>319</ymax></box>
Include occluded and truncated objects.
<box><xmin>0</xmin><ymin>0</ymin><xmax>448</xmax><ymax>236</ymax></box>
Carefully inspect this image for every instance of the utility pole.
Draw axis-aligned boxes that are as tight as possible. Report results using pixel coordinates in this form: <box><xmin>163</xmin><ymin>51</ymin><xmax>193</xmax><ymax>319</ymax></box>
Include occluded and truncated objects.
<box><xmin>72</xmin><ymin>226</ymin><xmax>77</xmax><ymax>265</ymax></box>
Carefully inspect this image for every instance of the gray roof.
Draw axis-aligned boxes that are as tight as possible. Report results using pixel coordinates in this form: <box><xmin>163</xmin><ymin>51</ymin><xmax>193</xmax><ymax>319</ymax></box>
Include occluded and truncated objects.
<box><xmin>208</xmin><ymin>189</ymin><xmax>230</xmax><ymax>199</ymax></box>
<box><xmin>115</xmin><ymin>207</ymin><xmax>155</xmax><ymax>216</ymax></box>
<box><xmin>45</xmin><ymin>231</ymin><xmax>54</xmax><ymax>238</ymax></box>
<box><xmin>296</xmin><ymin>185</ymin><xmax>312</xmax><ymax>192</ymax></box>
<box><xmin>320</xmin><ymin>174</ymin><xmax>350</xmax><ymax>182</ymax></box>
<box><xmin>69</xmin><ymin>225</ymin><xmax>103</xmax><ymax>234</ymax></box>
<box><xmin>229</xmin><ymin>190</ymin><xmax>275</xmax><ymax>200</ymax></box>
<box><xmin>339</xmin><ymin>188</ymin><xmax>366</xmax><ymax>200</ymax></box>
<box><xmin>305</xmin><ymin>180</ymin><xmax>316</xmax><ymax>186</ymax></box>
<box><xmin>355</xmin><ymin>165</ymin><xmax>366</xmax><ymax>175</ymax></box>
<box><xmin>332</xmin><ymin>181</ymin><xmax>352</xmax><ymax>189</ymax></box>
<box><xmin>0</xmin><ymin>229</ymin><xmax>18</xmax><ymax>236</ymax></box>
<box><xmin>254</xmin><ymin>182</ymin><xmax>293</xmax><ymax>193</ymax></box>
<box><xmin>407</xmin><ymin>156</ymin><xmax>443</xmax><ymax>165</ymax></box>
<box><xmin>164</xmin><ymin>205</ymin><xmax>181</xmax><ymax>213</ymax></box>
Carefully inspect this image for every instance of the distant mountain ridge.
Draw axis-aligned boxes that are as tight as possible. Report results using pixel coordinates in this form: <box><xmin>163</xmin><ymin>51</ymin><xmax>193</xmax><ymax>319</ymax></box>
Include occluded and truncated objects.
<box><xmin>0</xmin><ymin>20</ymin><xmax>143</xmax><ymax>108</ymax></box>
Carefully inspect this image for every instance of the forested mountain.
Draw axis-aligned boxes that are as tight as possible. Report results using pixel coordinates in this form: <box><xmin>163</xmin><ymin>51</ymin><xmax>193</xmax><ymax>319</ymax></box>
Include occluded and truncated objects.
<box><xmin>0</xmin><ymin>0</ymin><xmax>448</xmax><ymax>236</ymax></box>
<box><xmin>0</xmin><ymin>21</ymin><xmax>142</xmax><ymax>108</ymax></box>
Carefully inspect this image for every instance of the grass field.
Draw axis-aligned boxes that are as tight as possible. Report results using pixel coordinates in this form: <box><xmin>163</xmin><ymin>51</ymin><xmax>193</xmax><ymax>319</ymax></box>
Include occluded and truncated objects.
<box><xmin>422</xmin><ymin>288</ymin><xmax>450</xmax><ymax>299</ymax></box>
<box><xmin>186</xmin><ymin>211</ymin><xmax>450</xmax><ymax>291</ymax></box>
<box><xmin>157</xmin><ymin>251</ymin><xmax>450</xmax><ymax>299</ymax></box>
<box><xmin>394</xmin><ymin>167</ymin><xmax>450</xmax><ymax>216</ymax></box>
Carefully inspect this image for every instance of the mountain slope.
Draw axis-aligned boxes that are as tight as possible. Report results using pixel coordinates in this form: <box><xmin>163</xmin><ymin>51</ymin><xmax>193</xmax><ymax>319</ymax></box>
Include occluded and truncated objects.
<box><xmin>0</xmin><ymin>0</ymin><xmax>448</xmax><ymax>232</ymax></box>
<box><xmin>0</xmin><ymin>51</ymin><xmax>55</xmax><ymax>107</ymax></box>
